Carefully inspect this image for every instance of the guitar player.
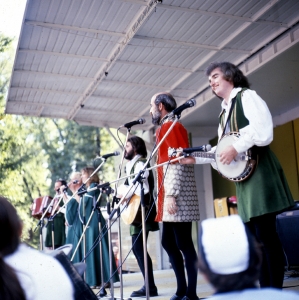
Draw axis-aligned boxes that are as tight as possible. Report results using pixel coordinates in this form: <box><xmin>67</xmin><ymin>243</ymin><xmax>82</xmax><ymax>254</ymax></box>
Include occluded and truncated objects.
<box><xmin>117</xmin><ymin>135</ymin><xmax>159</xmax><ymax>297</ymax></box>
<box><xmin>179</xmin><ymin>62</ymin><xmax>294</xmax><ymax>289</ymax></box>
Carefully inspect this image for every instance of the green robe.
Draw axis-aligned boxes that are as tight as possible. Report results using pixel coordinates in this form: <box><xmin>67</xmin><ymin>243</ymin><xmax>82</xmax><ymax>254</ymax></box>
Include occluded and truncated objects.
<box><xmin>65</xmin><ymin>197</ymin><xmax>83</xmax><ymax>263</ymax></box>
<box><xmin>80</xmin><ymin>183</ymin><xmax>119</xmax><ymax>286</ymax></box>
<box><xmin>221</xmin><ymin>89</ymin><xmax>294</xmax><ymax>222</ymax></box>
<box><xmin>45</xmin><ymin>198</ymin><xmax>66</xmax><ymax>248</ymax></box>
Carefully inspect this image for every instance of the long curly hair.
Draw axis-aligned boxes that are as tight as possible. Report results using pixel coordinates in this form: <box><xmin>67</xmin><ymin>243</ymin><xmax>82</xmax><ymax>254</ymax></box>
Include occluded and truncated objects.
<box><xmin>206</xmin><ymin>62</ymin><xmax>250</xmax><ymax>88</ymax></box>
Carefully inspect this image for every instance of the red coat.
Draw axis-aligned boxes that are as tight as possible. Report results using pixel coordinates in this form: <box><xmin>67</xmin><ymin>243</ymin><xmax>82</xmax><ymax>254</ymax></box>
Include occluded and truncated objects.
<box><xmin>155</xmin><ymin>120</ymin><xmax>190</xmax><ymax>222</ymax></box>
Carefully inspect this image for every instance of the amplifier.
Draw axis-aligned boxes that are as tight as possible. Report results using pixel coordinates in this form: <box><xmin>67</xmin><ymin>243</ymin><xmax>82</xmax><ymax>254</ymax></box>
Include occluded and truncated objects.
<box><xmin>276</xmin><ymin>207</ymin><xmax>299</xmax><ymax>268</ymax></box>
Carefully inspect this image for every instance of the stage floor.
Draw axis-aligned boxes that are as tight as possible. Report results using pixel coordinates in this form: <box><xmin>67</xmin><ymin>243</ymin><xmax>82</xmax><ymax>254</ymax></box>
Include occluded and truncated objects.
<box><xmin>93</xmin><ymin>268</ymin><xmax>299</xmax><ymax>300</ymax></box>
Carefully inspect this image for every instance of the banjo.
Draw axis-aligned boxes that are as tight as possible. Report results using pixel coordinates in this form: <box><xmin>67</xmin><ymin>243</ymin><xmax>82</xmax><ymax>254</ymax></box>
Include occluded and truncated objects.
<box><xmin>168</xmin><ymin>132</ymin><xmax>258</xmax><ymax>182</ymax></box>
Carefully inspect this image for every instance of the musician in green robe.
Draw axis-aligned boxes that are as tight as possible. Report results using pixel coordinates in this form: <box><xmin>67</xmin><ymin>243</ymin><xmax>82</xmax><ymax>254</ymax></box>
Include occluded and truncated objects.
<box><xmin>180</xmin><ymin>62</ymin><xmax>294</xmax><ymax>289</ymax></box>
<box><xmin>80</xmin><ymin>167</ymin><xmax>119</xmax><ymax>288</ymax></box>
<box><xmin>118</xmin><ymin>136</ymin><xmax>159</xmax><ymax>297</ymax></box>
<box><xmin>45</xmin><ymin>179</ymin><xmax>67</xmax><ymax>249</ymax></box>
<box><xmin>64</xmin><ymin>172</ymin><xmax>84</xmax><ymax>263</ymax></box>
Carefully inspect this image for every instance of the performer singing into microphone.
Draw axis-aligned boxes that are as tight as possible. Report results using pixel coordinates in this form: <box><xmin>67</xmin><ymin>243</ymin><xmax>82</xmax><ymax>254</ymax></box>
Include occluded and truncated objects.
<box><xmin>45</xmin><ymin>178</ymin><xmax>67</xmax><ymax>249</ymax></box>
<box><xmin>80</xmin><ymin>167</ymin><xmax>119</xmax><ymax>288</ymax></box>
<box><xmin>64</xmin><ymin>172</ymin><xmax>84</xmax><ymax>263</ymax></box>
<box><xmin>149</xmin><ymin>93</ymin><xmax>200</xmax><ymax>300</ymax></box>
<box><xmin>118</xmin><ymin>135</ymin><xmax>159</xmax><ymax>297</ymax></box>
<box><xmin>180</xmin><ymin>62</ymin><xmax>294</xmax><ymax>289</ymax></box>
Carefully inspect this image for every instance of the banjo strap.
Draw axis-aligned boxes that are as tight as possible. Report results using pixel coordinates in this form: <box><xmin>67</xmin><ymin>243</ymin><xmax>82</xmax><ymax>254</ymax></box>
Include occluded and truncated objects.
<box><xmin>220</xmin><ymin>88</ymin><xmax>248</xmax><ymax>139</ymax></box>
<box><xmin>220</xmin><ymin>97</ymin><xmax>237</xmax><ymax>139</ymax></box>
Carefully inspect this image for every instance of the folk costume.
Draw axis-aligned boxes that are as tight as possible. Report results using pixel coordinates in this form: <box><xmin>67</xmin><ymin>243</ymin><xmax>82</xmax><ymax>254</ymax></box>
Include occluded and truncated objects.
<box><xmin>155</xmin><ymin>115</ymin><xmax>200</xmax><ymax>300</ymax></box>
<box><xmin>196</xmin><ymin>87</ymin><xmax>294</xmax><ymax>288</ymax></box>
<box><xmin>65</xmin><ymin>197</ymin><xmax>83</xmax><ymax>263</ymax></box>
<box><xmin>155</xmin><ymin>116</ymin><xmax>200</xmax><ymax>222</ymax></box>
<box><xmin>80</xmin><ymin>183</ymin><xmax>119</xmax><ymax>287</ymax></box>
<box><xmin>45</xmin><ymin>196</ymin><xmax>66</xmax><ymax>249</ymax></box>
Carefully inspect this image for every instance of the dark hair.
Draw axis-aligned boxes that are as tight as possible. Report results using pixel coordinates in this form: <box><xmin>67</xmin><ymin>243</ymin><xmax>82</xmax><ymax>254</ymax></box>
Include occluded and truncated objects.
<box><xmin>127</xmin><ymin>136</ymin><xmax>147</xmax><ymax>158</ymax></box>
<box><xmin>0</xmin><ymin>196</ymin><xmax>26</xmax><ymax>299</ymax></box>
<box><xmin>154</xmin><ymin>93</ymin><xmax>177</xmax><ymax>113</ymax></box>
<box><xmin>205</xmin><ymin>62</ymin><xmax>250</xmax><ymax>88</ymax></box>
<box><xmin>198</xmin><ymin>226</ymin><xmax>261</xmax><ymax>293</ymax></box>
<box><xmin>81</xmin><ymin>167</ymin><xmax>99</xmax><ymax>187</ymax></box>
<box><xmin>56</xmin><ymin>178</ymin><xmax>67</xmax><ymax>186</ymax></box>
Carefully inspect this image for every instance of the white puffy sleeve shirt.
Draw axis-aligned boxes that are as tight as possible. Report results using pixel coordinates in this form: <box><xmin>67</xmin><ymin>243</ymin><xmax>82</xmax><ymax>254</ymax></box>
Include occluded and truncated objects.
<box><xmin>195</xmin><ymin>88</ymin><xmax>273</xmax><ymax>167</ymax></box>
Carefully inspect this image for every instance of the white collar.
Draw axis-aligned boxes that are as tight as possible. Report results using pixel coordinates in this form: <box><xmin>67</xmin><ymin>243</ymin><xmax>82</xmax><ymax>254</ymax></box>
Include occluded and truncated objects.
<box><xmin>221</xmin><ymin>87</ymin><xmax>242</xmax><ymax>110</ymax></box>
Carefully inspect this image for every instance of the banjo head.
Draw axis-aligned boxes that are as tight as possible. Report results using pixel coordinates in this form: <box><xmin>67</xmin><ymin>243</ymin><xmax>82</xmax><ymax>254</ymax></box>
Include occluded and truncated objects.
<box><xmin>215</xmin><ymin>132</ymin><xmax>254</xmax><ymax>181</ymax></box>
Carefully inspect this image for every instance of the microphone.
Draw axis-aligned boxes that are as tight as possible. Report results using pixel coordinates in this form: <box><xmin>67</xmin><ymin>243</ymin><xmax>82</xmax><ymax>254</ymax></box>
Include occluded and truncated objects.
<box><xmin>120</xmin><ymin>118</ymin><xmax>146</xmax><ymax>128</ymax></box>
<box><xmin>101</xmin><ymin>151</ymin><xmax>120</xmax><ymax>159</ymax></box>
<box><xmin>182</xmin><ymin>144</ymin><xmax>212</xmax><ymax>153</ymax></box>
<box><xmin>170</xmin><ymin>99</ymin><xmax>196</xmax><ymax>117</ymax></box>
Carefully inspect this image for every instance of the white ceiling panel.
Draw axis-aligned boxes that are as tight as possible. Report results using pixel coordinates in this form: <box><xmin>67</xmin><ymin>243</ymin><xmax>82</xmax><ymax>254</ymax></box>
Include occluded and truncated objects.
<box><xmin>5</xmin><ymin>0</ymin><xmax>299</xmax><ymax>135</ymax></box>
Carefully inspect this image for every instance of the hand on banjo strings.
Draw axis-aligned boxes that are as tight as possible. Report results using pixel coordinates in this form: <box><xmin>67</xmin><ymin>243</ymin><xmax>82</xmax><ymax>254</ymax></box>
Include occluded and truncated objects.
<box><xmin>219</xmin><ymin>145</ymin><xmax>238</xmax><ymax>165</ymax></box>
<box><xmin>175</xmin><ymin>147</ymin><xmax>196</xmax><ymax>164</ymax></box>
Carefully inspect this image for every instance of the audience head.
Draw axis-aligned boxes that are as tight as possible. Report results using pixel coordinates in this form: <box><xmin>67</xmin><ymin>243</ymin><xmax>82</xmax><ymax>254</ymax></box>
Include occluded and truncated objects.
<box><xmin>198</xmin><ymin>215</ymin><xmax>261</xmax><ymax>293</ymax></box>
<box><xmin>0</xmin><ymin>196</ymin><xmax>26</xmax><ymax>299</ymax></box>
<box><xmin>0</xmin><ymin>196</ymin><xmax>22</xmax><ymax>255</ymax></box>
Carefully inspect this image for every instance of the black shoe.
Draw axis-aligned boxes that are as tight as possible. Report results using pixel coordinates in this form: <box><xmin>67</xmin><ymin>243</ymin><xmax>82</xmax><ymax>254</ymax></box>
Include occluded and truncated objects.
<box><xmin>170</xmin><ymin>294</ymin><xmax>184</xmax><ymax>300</ymax></box>
<box><xmin>130</xmin><ymin>286</ymin><xmax>158</xmax><ymax>297</ymax></box>
<box><xmin>182</xmin><ymin>296</ymin><xmax>199</xmax><ymax>300</ymax></box>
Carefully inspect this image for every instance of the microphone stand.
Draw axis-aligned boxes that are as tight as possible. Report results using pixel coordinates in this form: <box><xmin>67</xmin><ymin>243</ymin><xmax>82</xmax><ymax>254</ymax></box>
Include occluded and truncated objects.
<box><xmin>49</xmin><ymin>193</ymin><xmax>65</xmax><ymax>250</ymax></box>
<box><xmin>105</xmin><ymin>125</ymin><xmax>132</xmax><ymax>300</ymax></box>
<box><xmin>132</xmin><ymin>171</ymin><xmax>149</xmax><ymax>300</ymax></box>
<box><xmin>39</xmin><ymin>218</ymin><xmax>45</xmax><ymax>251</ymax></box>
<box><xmin>70</xmin><ymin>191</ymin><xmax>104</xmax><ymax>262</ymax></box>
<box><xmin>97</xmin><ymin>186</ymin><xmax>114</xmax><ymax>297</ymax></box>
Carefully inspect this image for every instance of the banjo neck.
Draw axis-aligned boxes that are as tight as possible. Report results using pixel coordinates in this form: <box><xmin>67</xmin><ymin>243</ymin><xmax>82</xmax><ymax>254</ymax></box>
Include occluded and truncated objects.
<box><xmin>189</xmin><ymin>152</ymin><xmax>215</xmax><ymax>160</ymax></box>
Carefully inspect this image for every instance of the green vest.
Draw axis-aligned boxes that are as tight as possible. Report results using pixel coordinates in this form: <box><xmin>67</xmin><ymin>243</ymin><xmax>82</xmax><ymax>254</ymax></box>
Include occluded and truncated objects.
<box><xmin>219</xmin><ymin>89</ymin><xmax>294</xmax><ymax>222</ymax></box>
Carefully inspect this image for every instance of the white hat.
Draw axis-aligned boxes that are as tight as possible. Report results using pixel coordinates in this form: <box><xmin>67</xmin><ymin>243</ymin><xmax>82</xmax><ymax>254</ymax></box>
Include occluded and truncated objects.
<box><xmin>201</xmin><ymin>215</ymin><xmax>249</xmax><ymax>274</ymax></box>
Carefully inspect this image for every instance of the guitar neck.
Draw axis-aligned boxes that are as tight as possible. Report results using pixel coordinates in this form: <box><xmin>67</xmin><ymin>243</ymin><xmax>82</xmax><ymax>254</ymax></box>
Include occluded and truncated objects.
<box><xmin>190</xmin><ymin>152</ymin><xmax>215</xmax><ymax>159</ymax></box>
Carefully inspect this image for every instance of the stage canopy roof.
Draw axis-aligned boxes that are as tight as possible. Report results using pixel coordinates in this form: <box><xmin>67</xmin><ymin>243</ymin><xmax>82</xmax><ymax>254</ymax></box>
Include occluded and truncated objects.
<box><xmin>5</xmin><ymin>0</ymin><xmax>299</xmax><ymax>134</ymax></box>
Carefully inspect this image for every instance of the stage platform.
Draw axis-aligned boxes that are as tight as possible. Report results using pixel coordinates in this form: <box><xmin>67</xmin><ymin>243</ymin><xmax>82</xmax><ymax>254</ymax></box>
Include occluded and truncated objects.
<box><xmin>93</xmin><ymin>268</ymin><xmax>299</xmax><ymax>300</ymax></box>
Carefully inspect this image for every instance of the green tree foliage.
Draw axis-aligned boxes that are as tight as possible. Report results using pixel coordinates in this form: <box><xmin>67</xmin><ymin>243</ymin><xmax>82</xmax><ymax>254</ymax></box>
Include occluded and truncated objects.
<box><xmin>0</xmin><ymin>33</ymin><xmax>121</xmax><ymax>248</ymax></box>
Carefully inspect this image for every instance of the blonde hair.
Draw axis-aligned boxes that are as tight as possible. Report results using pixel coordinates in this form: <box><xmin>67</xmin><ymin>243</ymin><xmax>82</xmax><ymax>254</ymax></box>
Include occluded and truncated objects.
<box><xmin>70</xmin><ymin>172</ymin><xmax>81</xmax><ymax>182</ymax></box>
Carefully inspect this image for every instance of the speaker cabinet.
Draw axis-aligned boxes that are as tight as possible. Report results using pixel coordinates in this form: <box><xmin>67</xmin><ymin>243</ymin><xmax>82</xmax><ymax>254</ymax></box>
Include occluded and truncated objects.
<box><xmin>276</xmin><ymin>209</ymin><xmax>299</xmax><ymax>268</ymax></box>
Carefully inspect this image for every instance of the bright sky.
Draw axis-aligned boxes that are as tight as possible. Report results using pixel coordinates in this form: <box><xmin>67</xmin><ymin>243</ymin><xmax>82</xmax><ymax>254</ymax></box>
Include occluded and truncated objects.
<box><xmin>0</xmin><ymin>0</ymin><xmax>27</xmax><ymax>39</ymax></box>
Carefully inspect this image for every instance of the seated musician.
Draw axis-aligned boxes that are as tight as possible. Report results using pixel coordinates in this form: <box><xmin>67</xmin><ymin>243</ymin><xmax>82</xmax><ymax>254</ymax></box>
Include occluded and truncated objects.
<box><xmin>118</xmin><ymin>135</ymin><xmax>159</xmax><ymax>297</ymax></box>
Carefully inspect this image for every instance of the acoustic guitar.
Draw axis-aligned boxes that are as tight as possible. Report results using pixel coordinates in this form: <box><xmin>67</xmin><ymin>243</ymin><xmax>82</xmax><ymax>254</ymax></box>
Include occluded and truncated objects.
<box><xmin>121</xmin><ymin>193</ymin><xmax>150</xmax><ymax>225</ymax></box>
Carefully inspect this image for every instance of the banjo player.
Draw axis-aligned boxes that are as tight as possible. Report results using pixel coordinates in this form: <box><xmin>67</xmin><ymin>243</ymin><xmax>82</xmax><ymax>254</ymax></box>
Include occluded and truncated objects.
<box><xmin>179</xmin><ymin>62</ymin><xmax>294</xmax><ymax>290</ymax></box>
